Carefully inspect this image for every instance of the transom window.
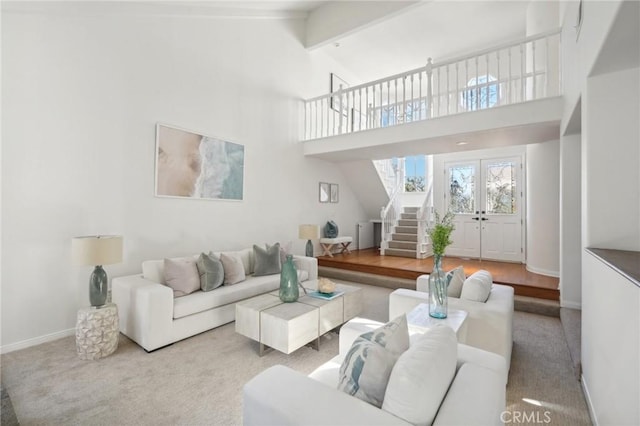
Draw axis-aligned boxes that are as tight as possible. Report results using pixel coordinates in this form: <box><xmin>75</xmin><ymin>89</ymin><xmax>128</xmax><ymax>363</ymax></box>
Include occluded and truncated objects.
<box><xmin>462</xmin><ymin>75</ymin><xmax>499</xmax><ymax>111</ymax></box>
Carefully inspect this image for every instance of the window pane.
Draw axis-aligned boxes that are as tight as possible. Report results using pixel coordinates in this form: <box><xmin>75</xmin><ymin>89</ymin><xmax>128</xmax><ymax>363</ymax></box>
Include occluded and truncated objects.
<box><xmin>485</xmin><ymin>161</ymin><xmax>516</xmax><ymax>214</ymax></box>
<box><xmin>405</xmin><ymin>156</ymin><xmax>425</xmax><ymax>192</ymax></box>
<box><xmin>449</xmin><ymin>165</ymin><xmax>475</xmax><ymax>213</ymax></box>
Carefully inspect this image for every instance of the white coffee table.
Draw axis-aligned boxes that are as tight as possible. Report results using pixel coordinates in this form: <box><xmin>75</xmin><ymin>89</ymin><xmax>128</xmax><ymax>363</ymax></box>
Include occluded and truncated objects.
<box><xmin>235</xmin><ymin>280</ymin><xmax>362</xmax><ymax>356</ymax></box>
<box><xmin>406</xmin><ymin>304</ymin><xmax>468</xmax><ymax>341</ymax></box>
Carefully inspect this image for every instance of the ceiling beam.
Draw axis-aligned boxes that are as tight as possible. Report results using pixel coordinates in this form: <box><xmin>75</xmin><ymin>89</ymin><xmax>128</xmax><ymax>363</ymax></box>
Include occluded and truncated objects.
<box><xmin>305</xmin><ymin>0</ymin><xmax>423</xmax><ymax>50</ymax></box>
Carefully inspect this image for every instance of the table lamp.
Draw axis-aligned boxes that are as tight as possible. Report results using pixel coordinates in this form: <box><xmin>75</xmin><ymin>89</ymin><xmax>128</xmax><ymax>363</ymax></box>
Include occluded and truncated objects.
<box><xmin>298</xmin><ymin>224</ymin><xmax>319</xmax><ymax>257</ymax></box>
<box><xmin>72</xmin><ymin>235</ymin><xmax>123</xmax><ymax>307</ymax></box>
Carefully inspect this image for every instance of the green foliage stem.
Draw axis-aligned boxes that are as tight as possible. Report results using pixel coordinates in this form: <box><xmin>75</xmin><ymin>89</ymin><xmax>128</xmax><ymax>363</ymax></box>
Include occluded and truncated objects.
<box><xmin>428</xmin><ymin>211</ymin><xmax>455</xmax><ymax>256</ymax></box>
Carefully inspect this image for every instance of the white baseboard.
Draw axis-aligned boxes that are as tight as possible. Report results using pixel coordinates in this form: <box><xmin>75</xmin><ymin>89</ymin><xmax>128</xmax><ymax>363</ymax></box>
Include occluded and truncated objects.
<box><xmin>525</xmin><ymin>265</ymin><xmax>560</xmax><ymax>278</ymax></box>
<box><xmin>1</xmin><ymin>328</ymin><xmax>75</xmax><ymax>354</ymax></box>
<box><xmin>581</xmin><ymin>374</ymin><xmax>599</xmax><ymax>426</ymax></box>
<box><xmin>560</xmin><ymin>300</ymin><xmax>582</xmax><ymax>309</ymax></box>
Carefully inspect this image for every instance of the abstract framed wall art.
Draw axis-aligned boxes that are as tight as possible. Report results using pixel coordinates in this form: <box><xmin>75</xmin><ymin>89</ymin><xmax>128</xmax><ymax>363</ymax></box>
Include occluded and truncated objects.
<box><xmin>155</xmin><ymin>123</ymin><xmax>244</xmax><ymax>201</ymax></box>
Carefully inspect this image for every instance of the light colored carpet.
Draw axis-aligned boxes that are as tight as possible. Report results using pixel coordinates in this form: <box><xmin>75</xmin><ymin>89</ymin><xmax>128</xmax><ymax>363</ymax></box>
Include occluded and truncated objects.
<box><xmin>1</xmin><ymin>282</ymin><xmax>590</xmax><ymax>425</ymax></box>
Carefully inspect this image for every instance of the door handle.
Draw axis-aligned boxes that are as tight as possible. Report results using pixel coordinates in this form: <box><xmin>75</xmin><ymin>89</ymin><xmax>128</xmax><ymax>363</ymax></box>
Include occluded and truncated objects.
<box><xmin>471</xmin><ymin>217</ymin><xmax>480</xmax><ymax>221</ymax></box>
<box><xmin>481</xmin><ymin>217</ymin><xmax>488</xmax><ymax>221</ymax></box>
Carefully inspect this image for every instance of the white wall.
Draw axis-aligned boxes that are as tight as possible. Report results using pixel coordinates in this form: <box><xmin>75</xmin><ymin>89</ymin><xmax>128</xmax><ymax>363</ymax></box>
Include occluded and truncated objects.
<box><xmin>583</xmin><ymin>67</ymin><xmax>640</xmax><ymax>250</ymax></box>
<box><xmin>1</xmin><ymin>6</ymin><xmax>368</xmax><ymax>351</ymax></box>
<box><xmin>526</xmin><ymin>140</ymin><xmax>560</xmax><ymax>277</ymax></box>
<box><xmin>559</xmin><ymin>133</ymin><xmax>582</xmax><ymax>308</ymax></box>
<box><xmin>582</xmin><ymin>252</ymin><xmax>639</xmax><ymax>425</ymax></box>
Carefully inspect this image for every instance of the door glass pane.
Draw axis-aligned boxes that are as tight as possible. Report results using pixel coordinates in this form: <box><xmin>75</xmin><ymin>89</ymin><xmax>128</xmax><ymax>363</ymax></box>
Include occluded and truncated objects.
<box><xmin>485</xmin><ymin>161</ymin><xmax>516</xmax><ymax>214</ymax></box>
<box><xmin>449</xmin><ymin>165</ymin><xmax>475</xmax><ymax>214</ymax></box>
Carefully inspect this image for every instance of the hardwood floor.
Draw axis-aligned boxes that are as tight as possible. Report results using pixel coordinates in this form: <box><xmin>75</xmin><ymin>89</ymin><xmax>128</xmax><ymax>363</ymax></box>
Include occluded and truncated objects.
<box><xmin>317</xmin><ymin>248</ymin><xmax>560</xmax><ymax>300</ymax></box>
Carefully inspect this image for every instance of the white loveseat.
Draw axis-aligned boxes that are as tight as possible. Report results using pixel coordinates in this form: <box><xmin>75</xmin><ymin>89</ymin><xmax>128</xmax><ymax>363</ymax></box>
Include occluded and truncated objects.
<box><xmin>112</xmin><ymin>248</ymin><xmax>317</xmax><ymax>351</ymax></box>
<box><xmin>389</xmin><ymin>274</ymin><xmax>514</xmax><ymax>370</ymax></box>
<box><xmin>243</xmin><ymin>317</ymin><xmax>507</xmax><ymax>425</ymax></box>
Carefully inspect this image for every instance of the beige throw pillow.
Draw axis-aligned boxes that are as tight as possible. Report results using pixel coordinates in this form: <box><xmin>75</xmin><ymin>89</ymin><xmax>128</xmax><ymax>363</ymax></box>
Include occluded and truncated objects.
<box><xmin>220</xmin><ymin>252</ymin><xmax>246</xmax><ymax>285</ymax></box>
<box><xmin>460</xmin><ymin>270</ymin><xmax>493</xmax><ymax>302</ymax></box>
<box><xmin>163</xmin><ymin>257</ymin><xmax>201</xmax><ymax>297</ymax></box>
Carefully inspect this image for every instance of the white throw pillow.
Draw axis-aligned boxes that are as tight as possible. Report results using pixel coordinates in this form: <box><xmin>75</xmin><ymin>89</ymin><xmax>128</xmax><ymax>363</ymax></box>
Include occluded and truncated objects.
<box><xmin>446</xmin><ymin>266</ymin><xmax>466</xmax><ymax>298</ymax></box>
<box><xmin>460</xmin><ymin>270</ymin><xmax>493</xmax><ymax>302</ymax></box>
<box><xmin>337</xmin><ymin>315</ymin><xmax>410</xmax><ymax>408</ymax></box>
<box><xmin>382</xmin><ymin>325</ymin><xmax>458</xmax><ymax>426</ymax></box>
<box><xmin>163</xmin><ymin>257</ymin><xmax>200</xmax><ymax>297</ymax></box>
<box><xmin>219</xmin><ymin>252</ymin><xmax>246</xmax><ymax>285</ymax></box>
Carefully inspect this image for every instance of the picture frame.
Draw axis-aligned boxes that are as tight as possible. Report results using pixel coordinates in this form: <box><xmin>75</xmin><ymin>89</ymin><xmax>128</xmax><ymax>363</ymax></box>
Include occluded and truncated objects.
<box><xmin>330</xmin><ymin>73</ymin><xmax>349</xmax><ymax>115</ymax></box>
<box><xmin>319</xmin><ymin>182</ymin><xmax>330</xmax><ymax>203</ymax></box>
<box><xmin>155</xmin><ymin>123</ymin><xmax>244</xmax><ymax>201</ymax></box>
<box><xmin>330</xmin><ymin>183</ymin><xmax>339</xmax><ymax>203</ymax></box>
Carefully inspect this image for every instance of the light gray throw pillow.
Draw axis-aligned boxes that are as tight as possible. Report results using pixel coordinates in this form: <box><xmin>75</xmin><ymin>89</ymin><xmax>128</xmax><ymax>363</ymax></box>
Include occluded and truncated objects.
<box><xmin>446</xmin><ymin>265</ymin><xmax>466</xmax><ymax>298</ymax></box>
<box><xmin>219</xmin><ymin>252</ymin><xmax>246</xmax><ymax>285</ymax></box>
<box><xmin>196</xmin><ymin>253</ymin><xmax>224</xmax><ymax>292</ymax></box>
<box><xmin>253</xmin><ymin>243</ymin><xmax>281</xmax><ymax>276</ymax></box>
<box><xmin>163</xmin><ymin>257</ymin><xmax>200</xmax><ymax>297</ymax></box>
<box><xmin>338</xmin><ymin>315</ymin><xmax>410</xmax><ymax>407</ymax></box>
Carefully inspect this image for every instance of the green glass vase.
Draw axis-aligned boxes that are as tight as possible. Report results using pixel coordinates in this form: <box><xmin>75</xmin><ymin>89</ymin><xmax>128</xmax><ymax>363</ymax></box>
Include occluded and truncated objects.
<box><xmin>279</xmin><ymin>255</ymin><xmax>299</xmax><ymax>303</ymax></box>
<box><xmin>429</xmin><ymin>254</ymin><xmax>448</xmax><ymax>318</ymax></box>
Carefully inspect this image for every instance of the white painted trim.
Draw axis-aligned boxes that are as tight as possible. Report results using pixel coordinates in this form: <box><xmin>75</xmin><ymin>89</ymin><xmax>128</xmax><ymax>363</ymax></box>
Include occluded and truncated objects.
<box><xmin>525</xmin><ymin>264</ymin><xmax>560</xmax><ymax>278</ymax></box>
<box><xmin>1</xmin><ymin>328</ymin><xmax>75</xmax><ymax>354</ymax></box>
<box><xmin>581</xmin><ymin>374</ymin><xmax>599</xmax><ymax>426</ymax></box>
<box><xmin>560</xmin><ymin>300</ymin><xmax>582</xmax><ymax>309</ymax></box>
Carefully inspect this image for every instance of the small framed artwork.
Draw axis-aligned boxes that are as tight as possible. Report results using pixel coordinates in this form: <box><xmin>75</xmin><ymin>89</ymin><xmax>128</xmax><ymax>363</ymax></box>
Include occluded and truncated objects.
<box><xmin>330</xmin><ymin>73</ymin><xmax>349</xmax><ymax>115</ymax></box>
<box><xmin>330</xmin><ymin>184</ymin><xmax>339</xmax><ymax>203</ymax></box>
<box><xmin>319</xmin><ymin>182</ymin><xmax>330</xmax><ymax>203</ymax></box>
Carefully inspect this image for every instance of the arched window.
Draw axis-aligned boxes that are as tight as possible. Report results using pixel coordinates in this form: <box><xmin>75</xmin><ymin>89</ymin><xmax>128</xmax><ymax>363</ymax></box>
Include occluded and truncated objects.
<box><xmin>462</xmin><ymin>75</ymin><xmax>499</xmax><ymax>111</ymax></box>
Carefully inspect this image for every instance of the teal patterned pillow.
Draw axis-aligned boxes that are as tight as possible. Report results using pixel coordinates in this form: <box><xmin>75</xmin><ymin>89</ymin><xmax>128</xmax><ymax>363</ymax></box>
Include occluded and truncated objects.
<box><xmin>196</xmin><ymin>253</ymin><xmax>224</xmax><ymax>292</ymax></box>
<box><xmin>337</xmin><ymin>315</ymin><xmax>410</xmax><ymax>407</ymax></box>
<box><xmin>445</xmin><ymin>266</ymin><xmax>466</xmax><ymax>298</ymax></box>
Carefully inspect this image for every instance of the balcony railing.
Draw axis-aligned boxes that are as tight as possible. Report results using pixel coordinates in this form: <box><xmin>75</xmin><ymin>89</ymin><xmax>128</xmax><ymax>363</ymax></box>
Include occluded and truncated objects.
<box><xmin>303</xmin><ymin>29</ymin><xmax>561</xmax><ymax>141</ymax></box>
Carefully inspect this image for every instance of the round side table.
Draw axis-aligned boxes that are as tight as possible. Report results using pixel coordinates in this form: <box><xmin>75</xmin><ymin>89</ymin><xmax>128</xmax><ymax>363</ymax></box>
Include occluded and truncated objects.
<box><xmin>76</xmin><ymin>303</ymin><xmax>119</xmax><ymax>360</ymax></box>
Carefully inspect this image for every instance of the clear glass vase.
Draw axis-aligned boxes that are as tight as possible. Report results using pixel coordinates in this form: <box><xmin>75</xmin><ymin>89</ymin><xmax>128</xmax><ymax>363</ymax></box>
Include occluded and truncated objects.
<box><xmin>279</xmin><ymin>255</ymin><xmax>299</xmax><ymax>303</ymax></box>
<box><xmin>429</xmin><ymin>254</ymin><xmax>448</xmax><ymax>318</ymax></box>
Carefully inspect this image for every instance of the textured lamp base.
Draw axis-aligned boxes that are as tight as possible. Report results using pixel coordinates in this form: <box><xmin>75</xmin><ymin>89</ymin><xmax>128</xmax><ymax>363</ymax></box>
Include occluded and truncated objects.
<box><xmin>76</xmin><ymin>303</ymin><xmax>119</xmax><ymax>360</ymax></box>
<box><xmin>89</xmin><ymin>265</ymin><xmax>108</xmax><ymax>307</ymax></box>
<box><xmin>305</xmin><ymin>239</ymin><xmax>314</xmax><ymax>257</ymax></box>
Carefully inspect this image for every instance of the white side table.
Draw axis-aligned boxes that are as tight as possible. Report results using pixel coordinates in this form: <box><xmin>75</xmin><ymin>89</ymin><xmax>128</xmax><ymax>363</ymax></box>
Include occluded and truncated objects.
<box><xmin>76</xmin><ymin>303</ymin><xmax>119</xmax><ymax>360</ymax></box>
<box><xmin>406</xmin><ymin>304</ymin><xmax>468</xmax><ymax>341</ymax></box>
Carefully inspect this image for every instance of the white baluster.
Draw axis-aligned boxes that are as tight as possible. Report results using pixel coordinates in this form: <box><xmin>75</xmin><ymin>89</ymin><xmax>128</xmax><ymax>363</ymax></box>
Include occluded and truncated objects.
<box><xmin>532</xmin><ymin>40</ymin><xmax>537</xmax><ymax>100</ymax></box>
<box><xmin>455</xmin><ymin>62</ymin><xmax>459</xmax><ymax>113</ymax></box>
<box><xmin>485</xmin><ymin>54</ymin><xmax>489</xmax><ymax>108</ymax></box>
<box><xmin>446</xmin><ymin>65</ymin><xmax>450</xmax><ymax>114</ymax></box>
<box><xmin>426</xmin><ymin>58</ymin><xmax>433</xmax><ymax>118</ymax></box>
<box><xmin>394</xmin><ymin>79</ymin><xmax>398</xmax><ymax>124</ymax></box>
<box><xmin>419</xmin><ymin>72</ymin><xmax>423</xmax><ymax>120</ymax></box>
<box><xmin>545</xmin><ymin>35</ymin><xmax>550</xmax><ymax>97</ymax></box>
<box><xmin>496</xmin><ymin>50</ymin><xmax>501</xmax><ymax>106</ymax></box>
<box><xmin>475</xmin><ymin>56</ymin><xmax>479</xmax><ymax>110</ymax></box>
<box><xmin>508</xmin><ymin>47</ymin><xmax>513</xmax><ymax>104</ymax></box>
<box><xmin>520</xmin><ymin>43</ymin><xmax>525</xmax><ymax>102</ymax></box>
<box><xmin>387</xmin><ymin>80</ymin><xmax>391</xmax><ymax>124</ymax></box>
<box><xmin>465</xmin><ymin>58</ymin><xmax>469</xmax><ymax>110</ymax></box>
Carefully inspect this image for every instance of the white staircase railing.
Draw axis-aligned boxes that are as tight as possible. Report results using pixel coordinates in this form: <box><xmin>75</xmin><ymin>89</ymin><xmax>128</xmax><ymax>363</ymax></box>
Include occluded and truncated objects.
<box><xmin>373</xmin><ymin>158</ymin><xmax>400</xmax><ymax>196</ymax></box>
<box><xmin>303</xmin><ymin>29</ymin><xmax>561</xmax><ymax>141</ymax></box>
<box><xmin>416</xmin><ymin>180</ymin><xmax>434</xmax><ymax>258</ymax></box>
<box><xmin>380</xmin><ymin>161</ymin><xmax>405</xmax><ymax>255</ymax></box>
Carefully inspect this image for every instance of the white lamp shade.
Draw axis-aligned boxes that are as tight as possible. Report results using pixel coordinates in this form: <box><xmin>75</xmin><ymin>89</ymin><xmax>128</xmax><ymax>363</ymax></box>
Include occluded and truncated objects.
<box><xmin>72</xmin><ymin>235</ymin><xmax>123</xmax><ymax>266</ymax></box>
<box><xmin>298</xmin><ymin>224</ymin><xmax>319</xmax><ymax>240</ymax></box>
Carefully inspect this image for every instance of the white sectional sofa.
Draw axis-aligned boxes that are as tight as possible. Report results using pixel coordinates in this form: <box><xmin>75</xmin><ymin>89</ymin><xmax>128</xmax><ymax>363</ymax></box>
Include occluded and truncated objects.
<box><xmin>243</xmin><ymin>317</ymin><xmax>507</xmax><ymax>425</ymax></box>
<box><xmin>112</xmin><ymin>248</ymin><xmax>317</xmax><ymax>352</ymax></box>
<box><xmin>389</xmin><ymin>274</ymin><xmax>514</xmax><ymax>370</ymax></box>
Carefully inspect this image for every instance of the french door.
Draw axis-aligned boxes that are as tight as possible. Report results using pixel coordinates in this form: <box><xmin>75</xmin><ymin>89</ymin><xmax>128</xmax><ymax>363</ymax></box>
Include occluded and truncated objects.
<box><xmin>444</xmin><ymin>157</ymin><xmax>524</xmax><ymax>262</ymax></box>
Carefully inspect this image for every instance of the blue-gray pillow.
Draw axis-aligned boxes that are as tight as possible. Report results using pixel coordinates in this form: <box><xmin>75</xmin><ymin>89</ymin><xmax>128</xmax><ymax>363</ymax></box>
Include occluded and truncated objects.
<box><xmin>196</xmin><ymin>253</ymin><xmax>224</xmax><ymax>291</ymax></box>
<box><xmin>253</xmin><ymin>243</ymin><xmax>281</xmax><ymax>276</ymax></box>
<box><xmin>337</xmin><ymin>315</ymin><xmax>410</xmax><ymax>407</ymax></box>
